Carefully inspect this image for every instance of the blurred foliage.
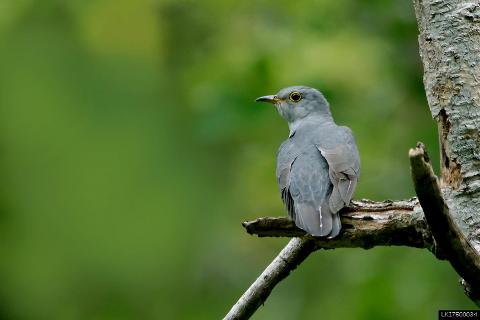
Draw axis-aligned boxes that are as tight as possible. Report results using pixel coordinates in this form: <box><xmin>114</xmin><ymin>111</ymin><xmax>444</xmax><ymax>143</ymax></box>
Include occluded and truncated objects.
<box><xmin>0</xmin><ymin>0</ymin><xmax>475</xmax><ymax>319</ymax></box>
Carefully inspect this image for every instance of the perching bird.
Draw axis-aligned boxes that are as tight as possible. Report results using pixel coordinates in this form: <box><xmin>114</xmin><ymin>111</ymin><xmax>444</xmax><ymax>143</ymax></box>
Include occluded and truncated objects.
<box><xmin>256</xmin><ymin>86</ymin><xmax>360</xmax><ymax>238</ymax></box>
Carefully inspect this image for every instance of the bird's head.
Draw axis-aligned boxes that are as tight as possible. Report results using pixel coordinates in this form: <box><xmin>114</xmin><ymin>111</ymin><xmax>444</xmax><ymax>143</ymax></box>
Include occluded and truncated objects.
<box><xmin>256</xmin><ymin>86</ymin><xmax>332</xmax><ymax>124</ymax></box>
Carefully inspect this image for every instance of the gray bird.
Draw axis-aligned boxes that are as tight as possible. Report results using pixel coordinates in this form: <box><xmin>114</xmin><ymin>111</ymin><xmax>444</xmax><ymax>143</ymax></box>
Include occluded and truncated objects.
<box><xmin>256</xmin><ymin>86</ymin><xmax>360</xmax><ymax>238</ymax></box>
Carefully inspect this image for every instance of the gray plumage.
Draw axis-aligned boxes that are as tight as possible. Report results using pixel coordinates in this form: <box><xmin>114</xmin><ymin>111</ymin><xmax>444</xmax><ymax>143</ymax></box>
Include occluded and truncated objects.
<box><xmin>256</xmin><ymin>86</ymin><xmax>360</xmax><ymax>238</ymax></box>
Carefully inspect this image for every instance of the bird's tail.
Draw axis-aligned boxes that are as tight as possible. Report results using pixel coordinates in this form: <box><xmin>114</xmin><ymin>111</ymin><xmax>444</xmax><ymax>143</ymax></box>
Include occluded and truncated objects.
<box><xmin>328</xmin><ymin>211</ymin><xmax>342</xmax><ymax>238</ymax></box>
<box><xmin>294</xmin><ymin>202</ymin><xmax>332</xmax><ymax>237</ymax></box>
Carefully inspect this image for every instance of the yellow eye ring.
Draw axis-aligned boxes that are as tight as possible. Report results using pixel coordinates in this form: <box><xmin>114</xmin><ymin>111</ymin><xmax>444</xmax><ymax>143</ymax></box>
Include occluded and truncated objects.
<box><xmin>289</xmin><ymin>91</ymin><xmax>302</xmax><ymax>102</ymax></box>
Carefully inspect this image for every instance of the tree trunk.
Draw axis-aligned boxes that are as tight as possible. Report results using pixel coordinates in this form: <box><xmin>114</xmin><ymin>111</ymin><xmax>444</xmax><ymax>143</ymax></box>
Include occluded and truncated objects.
<box><xmin>413</xmin><ymin>0</ymin><xmax>480</xmax><ymax>303</ymax></box>
<box><xmin>413</xmin><ymin>0</ymin><xmax>480</xmax><ymax>249</ymax></box>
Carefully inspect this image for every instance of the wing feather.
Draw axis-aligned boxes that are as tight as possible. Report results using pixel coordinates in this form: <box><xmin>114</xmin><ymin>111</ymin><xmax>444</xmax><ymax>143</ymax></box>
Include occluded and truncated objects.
<box><xmin>316</xmin><ymin>127</ymin><xmax>360</xmax><ymax>215</ymax></box>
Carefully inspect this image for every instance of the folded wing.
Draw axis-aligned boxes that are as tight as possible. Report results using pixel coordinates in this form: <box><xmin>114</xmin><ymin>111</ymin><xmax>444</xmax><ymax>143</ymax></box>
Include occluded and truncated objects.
<box><xmin>316</xmin><ymin>127</ymin><xmax>360</xmax><ymax>237</ymax></box>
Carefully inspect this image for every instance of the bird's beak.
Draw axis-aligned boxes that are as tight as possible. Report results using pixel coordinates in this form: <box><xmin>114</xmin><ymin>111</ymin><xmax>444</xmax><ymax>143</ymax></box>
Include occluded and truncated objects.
<box><xmin>255</xmin><ymin>95</ymin><xmax>279</xmax><ymax>104</ymax></box>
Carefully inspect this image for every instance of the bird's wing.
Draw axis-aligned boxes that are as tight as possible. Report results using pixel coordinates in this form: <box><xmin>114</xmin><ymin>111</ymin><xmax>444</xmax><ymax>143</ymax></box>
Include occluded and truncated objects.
<box><xmin>276</xmin><ymin>140</ymin><xmax>298</xmax><ymax>220</ymax></box>
<box><xmin>278</xmin><ymin>144</ymin><xmax>333</xmax><ymax>237</ymax></box>
<box><xmin>316</xmin><ymin>127</ymin><xmax>360</xmax><ymax>214</ymax></box>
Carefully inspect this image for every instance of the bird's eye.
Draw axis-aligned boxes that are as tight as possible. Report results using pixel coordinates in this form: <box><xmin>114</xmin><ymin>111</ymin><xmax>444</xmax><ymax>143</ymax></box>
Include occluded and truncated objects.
<box><xmin>289</xmin><ymin>91</ymin><xmax>302</xmax><ymax>102</ymax></box>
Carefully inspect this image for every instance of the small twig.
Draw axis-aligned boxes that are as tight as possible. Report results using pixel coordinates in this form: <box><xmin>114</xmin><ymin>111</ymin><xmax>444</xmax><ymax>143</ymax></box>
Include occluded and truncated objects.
<box><xmin>409</xmin><ymin>143</ymin><xmax>480</xmax><ymax>301</ymax></box>
<box><xmin>224</xmin><ymin>237</ymin><xmax>316</xmax><ymax>320</ymax></box>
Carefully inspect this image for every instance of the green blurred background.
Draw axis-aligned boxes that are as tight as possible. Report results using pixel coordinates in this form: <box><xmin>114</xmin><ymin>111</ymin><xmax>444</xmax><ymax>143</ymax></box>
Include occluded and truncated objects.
<box><xmin>0</xmin><ymin>0</ymin><xmax>475</xmax><ymax>319</ymax></box>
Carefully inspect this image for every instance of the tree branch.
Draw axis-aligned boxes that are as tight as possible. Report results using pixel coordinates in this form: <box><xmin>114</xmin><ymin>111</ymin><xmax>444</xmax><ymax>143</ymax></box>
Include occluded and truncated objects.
<box><xmin>224</xmin><ymin>237</ymin><xmax>316</xmax><ymax>320</ymax></box>
<box><xmin>409</xmin><ymin>143</ymin><xmax>480</xmax><ymax>305</ymax></box>
<box><xmin>243</xmin><ymin>199</ymin><xmax>432</xmax><ymax>250</ymax></box>
<box><xmin>225</xmin><ymin>199</ymin><xmax>435</xmax><ymax>319</ymax></box>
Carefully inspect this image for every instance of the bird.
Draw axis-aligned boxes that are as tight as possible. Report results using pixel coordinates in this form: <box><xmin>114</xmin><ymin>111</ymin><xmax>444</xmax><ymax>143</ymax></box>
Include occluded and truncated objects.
<box><xmin>256</xmin><ymin>86</ymin><xmax>360</xmax><ymax>238</ymax></box>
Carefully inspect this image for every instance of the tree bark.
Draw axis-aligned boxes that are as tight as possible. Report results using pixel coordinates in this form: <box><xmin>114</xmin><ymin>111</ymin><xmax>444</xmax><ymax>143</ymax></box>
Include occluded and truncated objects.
<box><xmin>413</xmin><ymin>0</ymin><xmax>480</xmax><ymax>303</ymax></box>
<box><xmin>413</xmin><ymin>0</ymin><xmax>480</xmax><ymax>249</ymax></box>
